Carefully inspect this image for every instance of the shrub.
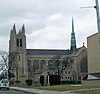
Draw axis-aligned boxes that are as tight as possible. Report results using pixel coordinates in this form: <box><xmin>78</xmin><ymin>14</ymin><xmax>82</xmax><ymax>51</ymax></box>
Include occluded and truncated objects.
<box><xmin>61</xmin><ymin>81</ymin><xmax>81</xmax><ymax>84</ymax></box>
<box><xmin>40</xmin><ymin>75</ymin><xmax>44</xmax><ymax>86</ymax></box>
<box><xmin>9</xmin><ymin>79</ymin><xmax>15</xmax><ymax>85</ymax></box>
<box><xmin>25</xmin><ymin>79</ymin><xmax>33</xmax><ymax>86</ymax></box>
<box><xmin>15</xmin><ymin>80</ymin><xmax>20</xmax><ymax>84</ymax></box>
<box><xmin>49</xmin><ymin>75</ymin><xmax>61</xmax><ymax>86</ymax></box>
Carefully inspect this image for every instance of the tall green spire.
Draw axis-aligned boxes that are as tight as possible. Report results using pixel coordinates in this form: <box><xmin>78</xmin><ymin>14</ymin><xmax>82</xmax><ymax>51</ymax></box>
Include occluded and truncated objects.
<box><xmin>70</xmin><ymin>17</ymin><xmax>76</xmax><ymax>51</ymax></box>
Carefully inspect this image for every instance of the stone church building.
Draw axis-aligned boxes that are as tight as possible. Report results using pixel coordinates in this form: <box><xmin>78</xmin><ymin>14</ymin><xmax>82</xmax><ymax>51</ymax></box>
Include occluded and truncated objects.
<box><xmin>9</xmin><ymin>19</ymin><xmax>87</xmax><ymax>85</ymax></box>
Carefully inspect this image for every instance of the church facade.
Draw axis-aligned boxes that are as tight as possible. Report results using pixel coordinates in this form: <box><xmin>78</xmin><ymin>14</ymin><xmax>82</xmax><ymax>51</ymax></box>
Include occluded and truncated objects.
<box><xmin>9</xmin><ymin>19</ymin><xmax>87</xmax><ymax>85</ymax></box>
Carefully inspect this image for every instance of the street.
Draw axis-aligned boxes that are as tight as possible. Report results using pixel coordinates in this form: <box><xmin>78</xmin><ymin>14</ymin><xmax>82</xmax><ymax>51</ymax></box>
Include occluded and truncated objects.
<box><xmin>0</xmin><ymin>89</ymin><xmax>37</xmax><ymax>94</ymax></box>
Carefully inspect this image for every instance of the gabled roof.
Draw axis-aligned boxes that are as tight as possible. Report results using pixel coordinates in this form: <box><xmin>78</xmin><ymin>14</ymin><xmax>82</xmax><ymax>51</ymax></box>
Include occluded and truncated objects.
<box><xmin>27</xmin><ymin>49</ymin><xmax>72</xmax><ymax>56</ymax></box>
<box><xmin>82</xmin><ymin>73</ymin><xmax>100</xmax><ymax>80</ymax></box>
<box><xmin>75</xmin><ymin>46</ymin><xmax>87</xmax><ymax>56</ymax></box>
<box><xmin>89</xmin><ymin>73</ymin><xmax>100</xmax><ymax>79</ymax></box>
<box><xmin>87</xmin><ymin>74</ymin><xmax>100</xmax><ymax>80</ymax></box>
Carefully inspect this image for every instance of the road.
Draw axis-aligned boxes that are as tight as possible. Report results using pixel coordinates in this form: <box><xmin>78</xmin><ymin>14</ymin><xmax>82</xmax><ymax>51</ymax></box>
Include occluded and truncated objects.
<box><xmin>0</xmin><ymin>89</ymin><xmax>37</xmax><ymax>94</ymax></box>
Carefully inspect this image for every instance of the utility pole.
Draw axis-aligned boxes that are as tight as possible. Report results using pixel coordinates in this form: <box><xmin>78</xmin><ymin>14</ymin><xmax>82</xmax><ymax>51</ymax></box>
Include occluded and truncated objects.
<box><xmin>81</xmin><ymin>0</ymin><xmax>100</xmax><ymax>47</ymax></box>
<box><xmin>95</xmin><ymin>0</ymin><xmax>100</xmax><ymax>31</ymax></box>
<box><xmin>95</xmin><ymin>0</ymin><xmax>100</xmax><ymax>46</ymax></box>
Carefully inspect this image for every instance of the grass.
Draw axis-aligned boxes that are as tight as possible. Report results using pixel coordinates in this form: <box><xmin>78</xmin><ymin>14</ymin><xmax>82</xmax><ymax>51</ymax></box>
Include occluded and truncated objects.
<box><xmin>34</xmin><ymin>85</ymin><xmax>100</xmax><ymax>94</ymax></box>
<box><xmin>34</xmin><ymin>85</ymin><xmax>83</xmax><ymax>91</ymax></box>
<box><xmin>14</xmin><ymin>84</ymin><xmax>100</xmax><ymax>94</ymax></box>
<box><xmin>74</xmin><ymin>89</ymin><xmax>100</xmax><ymax>94</ymax></box>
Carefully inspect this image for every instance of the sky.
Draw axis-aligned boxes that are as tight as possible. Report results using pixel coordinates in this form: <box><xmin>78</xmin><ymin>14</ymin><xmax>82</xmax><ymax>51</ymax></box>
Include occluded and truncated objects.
<box><xmin>0</xmin><ymin>0</ymin><xmax>100</xmax><ymax>52</ymax></box>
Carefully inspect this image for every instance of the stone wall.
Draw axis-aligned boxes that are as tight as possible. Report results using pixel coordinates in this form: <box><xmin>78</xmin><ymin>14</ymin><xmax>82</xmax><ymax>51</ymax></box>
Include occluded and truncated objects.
<box><xmin>82</xmin><ymin>80</ymin><xmax>100</xmax><ymax>86</ymax></box>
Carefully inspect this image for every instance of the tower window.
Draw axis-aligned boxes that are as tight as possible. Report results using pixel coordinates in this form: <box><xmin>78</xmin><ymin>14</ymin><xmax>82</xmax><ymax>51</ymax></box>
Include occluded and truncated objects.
<box><xmin>19</xmin><ymin>55</ymin><xmax>20</xmax><ymax>61</ymax></box>
<box><xmin>20</xmin><ymin>39</ymin><xmax>22</xmax><ymax>47</ymax></box>
<box><xmin>16</xmin><ymin>39</ymin><xmax>19</xmax><ymax>47</ymax></box>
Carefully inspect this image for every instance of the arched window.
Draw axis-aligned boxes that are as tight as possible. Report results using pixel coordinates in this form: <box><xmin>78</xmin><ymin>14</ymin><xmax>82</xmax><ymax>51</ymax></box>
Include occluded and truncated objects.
<box><xmin>27</xmin><ymin>60</ymin><xmax>31</xmax><ymax>72</ymax></box>
<box><xmin>48</xmin><ymin>60</ymin><xmax>54</xmax><ymax>69</ymax></box>
<box><xmin>55</xmin><ymin>60</ymin><xmax>60</xmax><ymax>67</ymax></box>
<box><xmin>40</xmin><ymin>60</ymin><xmax>46</xmax><ymax>69</ymax></box>
<box><xmin>62</xmin><ymin>60</ymin><xmax>68</xmax><ymax>67</ymax></box>
<box><xmin>33</xmin><ymin>60</ymin><xmax>39</xmax><ymax>72</ymax></box>
<box><xmin>62</xmin><ymin>58</ymin><xmax>72</xmax><ymax>69</ymax></box>
<box><xmin>80</xmin><ymin>57</ymin><xmax>87</xmax><ymax>73</ymax></box>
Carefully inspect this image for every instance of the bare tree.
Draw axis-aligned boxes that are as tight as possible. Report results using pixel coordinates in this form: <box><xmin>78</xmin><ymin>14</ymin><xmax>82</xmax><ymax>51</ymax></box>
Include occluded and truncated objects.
<box><xmin>61</xmin><ymin>57</ymin><xmax>73</xmax><ymax>75</ymax></box>
<box><xmin>0</xmin><ymin>50</ymin><xmax>8</xmax><ymax>79</ymax></box>
<box><xmin>51</xmin><ymin>56</ymin><xmax>73</xmax><ymax>75</ymax></box>
<box><xmin>0</xmin><ymin>50</ymin><xmax>8</xmax><ymax>68</ymax></box>
<box><xmin>8</xmin><ymin>51</ymin><xmax>20</xmax><ymax>80</ymax></box>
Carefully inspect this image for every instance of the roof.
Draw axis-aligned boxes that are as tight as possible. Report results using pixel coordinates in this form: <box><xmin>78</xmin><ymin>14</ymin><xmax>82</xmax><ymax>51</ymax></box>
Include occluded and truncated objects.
<box><xmin>82</xmin><ymin>73</ymin><xmax>100</xmax><ymax>80</ymax></box>
<box><xmin>87</xmin><ymin>75</ymin><xmax>100</xmax><ymax>80</ymax></box>
<box><xmin>87</xmin><ymin>33</ymin><xmax>98</xmax><ymax>39</ymax></box>
<box><xmin>89</xmin><ymin>73</ymin><xmax>100</xmax><ymax>79</ymax></box>
<box><xmin>27</xmin><ymin>49</ymin><xmax>72</xmax><ymax>56</ymax></box>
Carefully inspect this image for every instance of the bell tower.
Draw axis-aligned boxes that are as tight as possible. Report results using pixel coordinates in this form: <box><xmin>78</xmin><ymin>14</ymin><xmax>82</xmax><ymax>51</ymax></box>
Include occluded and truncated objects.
<box><xmin>9</xmin><ymin>24</ymin><xmax>27</xmax><ymax>83</ymax></box>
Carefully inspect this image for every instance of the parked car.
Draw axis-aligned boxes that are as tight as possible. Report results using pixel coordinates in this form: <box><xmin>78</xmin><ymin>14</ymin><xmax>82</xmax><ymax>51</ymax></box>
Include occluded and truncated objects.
<box><xmin>0</xmin><ymin>79</ymin><xmax>10</xmax><ymax>90</ymax></box>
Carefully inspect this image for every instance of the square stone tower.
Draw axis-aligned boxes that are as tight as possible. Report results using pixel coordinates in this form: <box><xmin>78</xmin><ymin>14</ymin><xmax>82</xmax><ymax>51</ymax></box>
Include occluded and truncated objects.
<box><xmin>9</xmin><ymin>24</ymin><xmax>27</xmax><ymax>83</ymax></box>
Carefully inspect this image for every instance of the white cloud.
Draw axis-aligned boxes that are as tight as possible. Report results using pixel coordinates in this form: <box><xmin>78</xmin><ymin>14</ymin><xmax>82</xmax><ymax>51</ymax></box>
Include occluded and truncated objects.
<box><xmin>47</xmin><ymin>13</ymin><xmax>67</xmax><ymax>27</ymax></box>
<box><xmin>0</xmin><ymin>36</ymin><xmax>9</xmax><ymax>51</ymax></box>
<box><xmin>27</xmin><ymin>24</ymin><xmax>70</xmax><ymax>49</ymax></box>
<box><xmin>0</xmin><ymin>0</ymin><xmax>99</xmax><ymax>51</ymax></box>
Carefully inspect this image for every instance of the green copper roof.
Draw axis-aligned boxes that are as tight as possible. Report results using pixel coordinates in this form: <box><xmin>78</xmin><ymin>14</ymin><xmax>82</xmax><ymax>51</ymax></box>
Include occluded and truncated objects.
<box><xmin>72</xmin><ymin>17</ymin><xmax>74</xmax><ymax>34</ymax></box>
<box><xmin>71</xmin><ymin>17</ymin><xmax>76</xmax><ymax>51</ymax></box>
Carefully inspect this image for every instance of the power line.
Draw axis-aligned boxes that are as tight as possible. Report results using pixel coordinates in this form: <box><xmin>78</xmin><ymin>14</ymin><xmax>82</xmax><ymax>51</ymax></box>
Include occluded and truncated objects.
<box><xmin>80</xmin><ymin>6</ymin><xmax>96</xmax><ymax>9</ymax></box>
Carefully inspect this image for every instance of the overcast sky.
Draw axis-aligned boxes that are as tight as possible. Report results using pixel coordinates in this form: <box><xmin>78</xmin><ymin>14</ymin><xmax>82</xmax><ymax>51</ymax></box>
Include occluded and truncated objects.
<box><xmin>0</xmin><ymin>0</ymin><xmax>99</xmax><ymax>51</ymax></box>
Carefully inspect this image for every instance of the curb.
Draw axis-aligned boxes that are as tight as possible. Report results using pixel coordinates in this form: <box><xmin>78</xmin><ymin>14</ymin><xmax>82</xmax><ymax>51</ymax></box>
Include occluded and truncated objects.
<box><xmin>11</xmin><ymin>87</ymin><xmax>38</xmax><ymax>94</ymax></box>
<box><xmin>10</xmin><ymin>87</ymin><xmax>77</xmax><ymax>94</ymax></box>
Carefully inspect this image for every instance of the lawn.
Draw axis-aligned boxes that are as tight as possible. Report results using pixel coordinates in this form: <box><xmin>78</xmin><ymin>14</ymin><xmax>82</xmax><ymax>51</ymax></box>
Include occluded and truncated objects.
<box><xmin>16</xmin><ymin>84</ymin><xmax>100</xmax><ymax>94</ymax></box>
<box><xmin>74</xmin><ymin>88</ymin><xmax>100</xmax><ymax>94</ymax></box>
<box><xmin>34</xmin><ymin>85</ymin><xmax>100</xmax><ymax>94</ymax></box>
<box><xmin>34</xmin><ymin>85</ymin><xmax>83</xmax><ymax>91</ymax></box>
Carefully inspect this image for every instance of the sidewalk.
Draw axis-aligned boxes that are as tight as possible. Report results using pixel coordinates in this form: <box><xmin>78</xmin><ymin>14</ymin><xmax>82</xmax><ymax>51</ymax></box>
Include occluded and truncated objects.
<box><xmin>11</xmin><ymin>87</ymin><xmax>77</xmax><ymax>94</ymax></box>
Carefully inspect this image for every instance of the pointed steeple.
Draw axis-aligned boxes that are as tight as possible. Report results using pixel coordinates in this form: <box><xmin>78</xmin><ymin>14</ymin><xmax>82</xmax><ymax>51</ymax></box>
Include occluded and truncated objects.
<box><xmin>22</xmin><ymin>24</ymin><xmax>25</xmax><ymax>35</ymax></box>
<box><xmin>13</xmin><ymin>23</ymin><xmax>16</xmax><ymax>34</ymax></box>
<box><xmin>19</xmin><ymin>29</ymin><xmax>22</xmax><ymax>34</ymax></box>
<box><xmin>10</xmin><ymin>29</ymin><xmax>13</xmax><ymax>38</ymax></box>
<box><xmin>70</xmin><ymin>17</ymin><xmax>76</xmax><ymax>51</ymax></box>
<box><xmin>10</xmin><ymin>23</ymin><xmax>16</xmax><ymax>37</ymax></box>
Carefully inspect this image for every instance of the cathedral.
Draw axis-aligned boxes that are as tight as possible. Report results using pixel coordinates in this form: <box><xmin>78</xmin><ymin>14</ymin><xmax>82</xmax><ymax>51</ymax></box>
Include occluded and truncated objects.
<box><xmin>9</xmin><ymin>18</ymin><xmax>87</xmax><ymax>85</ymax></box>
